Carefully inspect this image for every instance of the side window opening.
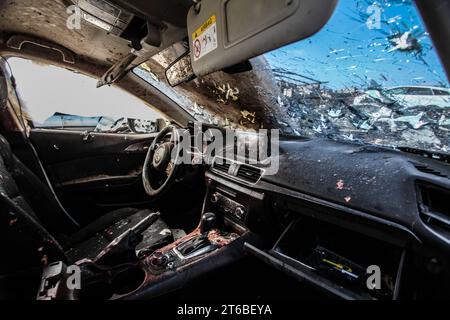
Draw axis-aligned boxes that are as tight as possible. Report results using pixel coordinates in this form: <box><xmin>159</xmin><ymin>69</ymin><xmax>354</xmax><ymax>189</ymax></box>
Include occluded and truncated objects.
<box><xmin>406</xmin><ymin>87</ymin><xmax>433</xmax><ymax>96</ymax></box>
<box><xmin>388</xmin><ymin>88</ymin><xmax>408</xmax><ymax>95</ymax></box>
<box><xmin>7</xmin><ymin>57</ymin><xmax>167</xmax><ymax>134</ymax></box>
<box><xmin>433</xmin><ymin>89</ymin><xmax>450</xmax><ymax>96</ymax></box>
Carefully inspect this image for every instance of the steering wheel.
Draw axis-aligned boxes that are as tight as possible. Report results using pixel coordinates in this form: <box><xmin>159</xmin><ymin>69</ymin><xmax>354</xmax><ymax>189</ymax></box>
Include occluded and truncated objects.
<box><xmin>143</xmin><ymin>125</ymin><xmax>181</xmax><ymax>196</ymax></box>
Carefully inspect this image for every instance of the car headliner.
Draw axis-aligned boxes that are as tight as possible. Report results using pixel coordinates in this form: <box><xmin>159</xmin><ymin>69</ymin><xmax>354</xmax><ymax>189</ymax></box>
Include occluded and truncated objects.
<box><xmin>0</xmin><ymin>0</ymin><xmax>191</xmax><ymax>66</ymax></box>
<box><xmin>0</xmin><ymin>0</ymin><xmax>131</xmax><ymax>65</ymax></box>
<box><xmin>0</xmin><ymin>0</ymin><xmax>293</xmax><ymax>131</ymax></box>
<box><xmin>0</xmin><ymin>0</ymin><xmax>198</xmax><ymax>126</ymax></box>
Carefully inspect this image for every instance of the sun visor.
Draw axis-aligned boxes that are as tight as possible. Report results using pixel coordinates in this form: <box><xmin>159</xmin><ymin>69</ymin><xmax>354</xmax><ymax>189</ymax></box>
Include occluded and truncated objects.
<box><xmin>187</xmin><ymin>0</ymin><xmax>337</xmax><ymax>77</ymax></box>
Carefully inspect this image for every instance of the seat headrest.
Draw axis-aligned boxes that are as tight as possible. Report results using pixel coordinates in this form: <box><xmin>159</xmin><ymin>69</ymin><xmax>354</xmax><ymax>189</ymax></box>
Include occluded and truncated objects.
<box><xmin>0</xmin><ymin>72</ymin><xmax>7</xmax><ymax>112</ymax></box>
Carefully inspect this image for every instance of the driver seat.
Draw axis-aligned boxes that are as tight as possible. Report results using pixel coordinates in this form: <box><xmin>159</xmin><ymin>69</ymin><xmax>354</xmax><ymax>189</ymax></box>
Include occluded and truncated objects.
<box><xmin>64</xmin><ymin>208</ymin><xmax>174</xmax><ymax>263</ymax></box>
<box><xmin>0</xmin><ymin>133</ymin><xmax>174</xmax><ymax>269</ymax></box>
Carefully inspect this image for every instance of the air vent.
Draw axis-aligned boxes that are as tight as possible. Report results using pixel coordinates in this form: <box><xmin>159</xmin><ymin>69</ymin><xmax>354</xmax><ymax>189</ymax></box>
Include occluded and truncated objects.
<box><xmin>213</xmin><ymin>161</ymin><xmax>231</xmax><ymax>174</ymax></box>
<box><xmin>419</xmin><ymin>184</ymin><xmax>450</xmax><ymax>233</ymax></box>
<box><xmin>236</xmin><ymin>165</ymin><xmax>262</xmax><ymax>184</ymax></box>
<box><xmin>413</xmin><ymin>163</ymin><xmax>448</xmax><ymax>179</ymax></box>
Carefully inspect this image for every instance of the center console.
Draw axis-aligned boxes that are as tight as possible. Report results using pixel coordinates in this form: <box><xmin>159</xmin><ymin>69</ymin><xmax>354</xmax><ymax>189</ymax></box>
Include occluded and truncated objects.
<box><xmin>204</xmin><ymin>172</ymin><xmax>265</xmax><ymax>232</ymax></box>
<box><xmin>38</xmin><ymin>210</ymin><xmax>248</xmax><ymax>300</ymax></box>
<box><xmin>142</xmin><ymin>213</ymin><xmax>240</xmax><ymax>275</ymax></box>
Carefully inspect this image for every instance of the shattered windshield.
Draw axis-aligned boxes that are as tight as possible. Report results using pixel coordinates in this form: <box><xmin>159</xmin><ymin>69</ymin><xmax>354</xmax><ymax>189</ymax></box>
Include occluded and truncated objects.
<box><xmin>134</xmin><ymin>0</ymin><xmax>450</xmax><ymax>154</ymax></box>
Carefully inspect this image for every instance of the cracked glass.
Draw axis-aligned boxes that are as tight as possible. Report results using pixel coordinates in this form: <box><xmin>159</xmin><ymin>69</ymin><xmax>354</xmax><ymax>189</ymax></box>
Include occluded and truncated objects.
<box><xmin>135</xmin><ymin>0</ymin><xmax>450</xmax><ymax>155</ymax></box>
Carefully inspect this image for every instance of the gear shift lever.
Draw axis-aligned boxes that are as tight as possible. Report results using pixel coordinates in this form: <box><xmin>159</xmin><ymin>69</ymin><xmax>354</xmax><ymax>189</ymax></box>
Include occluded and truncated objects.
<box><xmin>176</xmin><ymin>213</ymin><xmax>218</xmax><ymax>258</ymax></box>
<box><xmin>199</xmin><ymin>212</ymin><xmax>217</xmax><ymax>234</ymax></box>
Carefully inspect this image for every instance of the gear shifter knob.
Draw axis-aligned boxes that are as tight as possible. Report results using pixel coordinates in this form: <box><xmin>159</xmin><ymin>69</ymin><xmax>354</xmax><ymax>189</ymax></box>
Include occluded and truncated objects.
<box><xmin>200</xmin><ymin>213</ymin><xmax>217</xmax><ymax>234</ymax></box>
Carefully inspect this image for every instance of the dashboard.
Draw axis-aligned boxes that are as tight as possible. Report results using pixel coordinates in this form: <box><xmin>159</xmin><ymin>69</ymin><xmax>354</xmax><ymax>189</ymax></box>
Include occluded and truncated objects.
<box><xmin>204</xmin><ymin>136</ymin><xmax>450</xmax><ymax>300</ymax></box>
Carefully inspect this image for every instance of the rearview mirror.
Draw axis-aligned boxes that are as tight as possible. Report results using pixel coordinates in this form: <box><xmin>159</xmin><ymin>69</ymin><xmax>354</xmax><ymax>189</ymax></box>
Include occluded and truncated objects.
<box><xmin>165</xmin><ymin>51</ymin><xmax>196</xmax><ymax>87</ymax></box>
<box><xmin>187</xmin><ymin>0</ymin><xmax>338</xmax><ymax>77</ymax></box>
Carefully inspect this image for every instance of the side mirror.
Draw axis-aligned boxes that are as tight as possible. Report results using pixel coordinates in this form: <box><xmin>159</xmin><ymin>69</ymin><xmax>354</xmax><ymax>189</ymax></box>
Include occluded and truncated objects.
<box><xmin>165</xmin><ymin>51</ymin><xmax>196</xmax><ymax>87</ymax></box>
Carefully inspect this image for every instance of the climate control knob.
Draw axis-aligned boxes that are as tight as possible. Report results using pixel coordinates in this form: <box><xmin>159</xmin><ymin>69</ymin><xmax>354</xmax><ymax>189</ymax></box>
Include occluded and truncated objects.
<box><xmin>211</xmin><ymin>193</ymin><xmax>220</xmax><ymax>204</ymax></box>
<box><xmin>234</xmin><ymin>207</ymin><xmax>246</xmax><ymax>220</ymax></box>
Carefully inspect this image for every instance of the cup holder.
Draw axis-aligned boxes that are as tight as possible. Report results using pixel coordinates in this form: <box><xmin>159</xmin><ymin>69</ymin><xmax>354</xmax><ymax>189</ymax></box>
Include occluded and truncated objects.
<box><xmin>78</xmin><ymin>267</ymin><xmax>146</xmax><ymax>300</ymax></box>
<box><xmin>78</xmin><ymin>282</ymin><xmax>114</xmax><ymax>301</ymax></box>
<box><xmin>111</xmin><ymin>267</ymin><xmax>147</xmax><ymax>296</ymax></box>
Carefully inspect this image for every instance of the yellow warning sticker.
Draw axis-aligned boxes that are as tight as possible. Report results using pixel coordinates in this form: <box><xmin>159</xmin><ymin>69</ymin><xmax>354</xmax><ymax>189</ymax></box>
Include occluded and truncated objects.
<box><xmin>192</xmin><ymin>15</ymin><xmax>217</xmax><ymax>40</ymax></box>
<box><xmin>192</xmin><ymin>15</ymin><xmax>218</xmax><ymax>61</ymax></box>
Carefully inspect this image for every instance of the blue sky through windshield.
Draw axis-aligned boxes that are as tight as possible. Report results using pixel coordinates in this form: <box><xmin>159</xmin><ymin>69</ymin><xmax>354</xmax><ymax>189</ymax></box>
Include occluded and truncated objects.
<box><xmin>266</xmin><ymin>0</ymin><xmax>449</xmax><ymax>89</ymax></box>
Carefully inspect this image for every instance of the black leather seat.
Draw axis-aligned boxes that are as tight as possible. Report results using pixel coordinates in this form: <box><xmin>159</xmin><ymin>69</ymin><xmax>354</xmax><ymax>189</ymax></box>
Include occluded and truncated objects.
<box><xmin>65</xmin><ymin>209</ymin><xmax>173</xmax><ymax>262</ymax></box>
<box><xmin>0</xmin><ymin>72</ymin><xmax>172</xmax><ymax>271</ymax></box>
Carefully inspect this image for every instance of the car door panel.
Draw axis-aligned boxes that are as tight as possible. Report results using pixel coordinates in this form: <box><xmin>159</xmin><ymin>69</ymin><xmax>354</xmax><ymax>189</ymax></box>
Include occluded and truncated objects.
<box><xmin>29</xmin><ymin>129</ymin><xmax>156</xmax><ymax>224</ymax></box>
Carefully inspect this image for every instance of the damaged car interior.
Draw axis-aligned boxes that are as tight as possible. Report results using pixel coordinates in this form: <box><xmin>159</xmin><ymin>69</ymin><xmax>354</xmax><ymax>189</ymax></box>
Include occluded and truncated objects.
<box><xmin>0</xmin><ymin>0</ymin><xmax>450</xmax><ymax>302</ymax></box>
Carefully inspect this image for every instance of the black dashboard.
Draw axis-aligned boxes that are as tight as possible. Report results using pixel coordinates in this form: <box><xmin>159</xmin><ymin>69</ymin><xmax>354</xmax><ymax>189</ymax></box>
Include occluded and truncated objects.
<box><xmin>204</xmin><ymin>136</ymin><xmax>450</xmax><ymax>300</ymax></box>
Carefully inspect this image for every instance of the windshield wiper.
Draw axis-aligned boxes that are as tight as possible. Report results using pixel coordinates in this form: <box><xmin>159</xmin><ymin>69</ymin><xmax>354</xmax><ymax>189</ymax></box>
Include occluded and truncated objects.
<box><xmin>396</xmin><ymin>146</ymin><xmax>450</xmax><ymax>164</ymax></box>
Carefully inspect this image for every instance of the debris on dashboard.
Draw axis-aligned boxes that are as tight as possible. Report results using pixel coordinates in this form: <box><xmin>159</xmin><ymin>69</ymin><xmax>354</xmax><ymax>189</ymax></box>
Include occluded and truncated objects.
<box><xmin>336</xmin><ymin>180</ymin><xmax>345</xmax><ymax>190</ymax></box>
<box><xmin>190</xmin><ymin>103</ymin><xmax>205</xmax><ymax>117</ymax></box>
<box><xmin>214</xmin><ymin>83</ymin><xmax>240</xmax><ymax>104</ymax></box>
<box><xmin>240</xmin><ymin>110</ymin><xmax>256</xmax><ymax>125</ymax></box>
